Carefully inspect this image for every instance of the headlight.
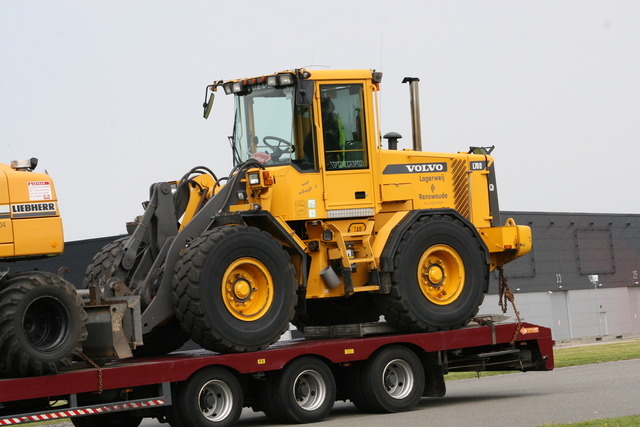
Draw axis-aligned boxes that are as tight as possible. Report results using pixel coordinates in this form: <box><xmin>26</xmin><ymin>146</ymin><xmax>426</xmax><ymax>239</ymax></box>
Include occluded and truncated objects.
<box><xmin>248</xmin><ymin>172</ymin><xmax>260</xmax><ymax>185</ymax></box>
<box><xmin>278</xmin><ymin>73</ymin><xmax>295</xmax><ymax>86</ymax></box>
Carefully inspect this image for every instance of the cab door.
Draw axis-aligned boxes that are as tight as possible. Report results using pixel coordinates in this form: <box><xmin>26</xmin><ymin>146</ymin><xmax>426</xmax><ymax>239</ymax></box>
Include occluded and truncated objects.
<box><xmin>318</xmin><ymin>82</ymin><xmax>376</xmax><ymax>218</ymax></box>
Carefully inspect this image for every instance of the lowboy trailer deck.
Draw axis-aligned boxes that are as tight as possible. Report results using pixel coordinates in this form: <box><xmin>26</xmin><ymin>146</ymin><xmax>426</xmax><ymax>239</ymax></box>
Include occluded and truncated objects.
<box><xmin>0</xmin><ymin>321</ymin><xmax>553</xmax><ymax>427</ymax></box>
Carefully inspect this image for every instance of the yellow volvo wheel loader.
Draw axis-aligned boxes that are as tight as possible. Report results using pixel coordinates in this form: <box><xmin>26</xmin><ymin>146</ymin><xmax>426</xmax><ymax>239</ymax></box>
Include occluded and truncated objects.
<box><xmin>83</xmin><ymin>68</ymin><xmax>531</xmax><ymax>355</ymax></box>
<box><xmin>0</xmin><ymin>69</ymin><xmax>532</xmax><ymax>377</ymax></box>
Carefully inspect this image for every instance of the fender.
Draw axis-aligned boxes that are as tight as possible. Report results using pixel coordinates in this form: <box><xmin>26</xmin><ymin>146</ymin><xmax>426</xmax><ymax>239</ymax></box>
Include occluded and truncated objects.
<box><xmin>378</xmin><ymin>208</ymin><xmax>491</xmax><ymax>293</ymax></box>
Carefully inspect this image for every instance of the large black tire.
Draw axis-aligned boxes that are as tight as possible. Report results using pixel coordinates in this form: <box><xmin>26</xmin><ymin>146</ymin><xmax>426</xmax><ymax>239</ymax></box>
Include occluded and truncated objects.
<box><xmin>83</xmin><ymin>236</ymin><xmax>142</xmax><ymax>289</ymax></box>
<box><xmin>173</xmin><ymin>225</ymin><xmax>297</xmax><ymax>353</ymax></box>
<box><xmin>171</xmin><ymin>367</ymin><xmax>243</xmax><ymax>427</ymax></box>
<box><xmin>377</xmin><ymin>215</ymin><xmax>486</xmax><ymax>332</ymax></box>
<box><xmin>292</xmin><ymin>293</ymin><xmax>381</xmax><ymax>332</ymax></box>
<box><xmin>83</xmin><ymin>237</ymin><xmax>189</xmax><ymax>357</ymax></box>
<box><xmin>346</xmin><ymin>363</ymin><xmax>374</xmax><ymax>413</ymax></box>
<box><xmin>351</xmin><ymin>345</ymin><xmax>424</xmax><ymax>413</ymax></box>
<box><xmin>259</xmin><ymin>356</ymin><xmax>336</xmax><ymax>423</ymax></box>
<box><xmin>0</xmin><ymin>271</ymin><xmax>87</xmax><ymax>377</ymax></box>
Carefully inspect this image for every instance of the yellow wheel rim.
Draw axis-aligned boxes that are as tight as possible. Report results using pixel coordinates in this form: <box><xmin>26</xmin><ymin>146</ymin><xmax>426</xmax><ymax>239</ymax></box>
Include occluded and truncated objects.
<box><xmin>417</xmin><ymin>244</ymin><xmax>465</xmax><ymax>305</ymax></box>
<box><xmin>222</xmin><ymin>257</ymin><xmax>274</xmax><ymax>321</ymax></box>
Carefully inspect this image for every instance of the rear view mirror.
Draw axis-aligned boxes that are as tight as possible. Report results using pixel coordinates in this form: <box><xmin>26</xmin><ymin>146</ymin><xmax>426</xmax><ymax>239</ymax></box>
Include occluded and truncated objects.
<box><xmin>203</xmin><ymin>88</ymin><xmax>215</xmax><ymax>119</ymax></box>
<box><xmin>296</xmin><ymin>80</ymin><xmax>314</xmax><ymax>106</ymax></box>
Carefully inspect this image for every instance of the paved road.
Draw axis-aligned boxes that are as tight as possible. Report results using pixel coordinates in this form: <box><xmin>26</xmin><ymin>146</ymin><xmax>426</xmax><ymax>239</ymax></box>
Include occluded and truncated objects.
<box><xmin>50</xmin><ymin>359</ymin><xmax>640</xmax><ymax>427</ymax></box>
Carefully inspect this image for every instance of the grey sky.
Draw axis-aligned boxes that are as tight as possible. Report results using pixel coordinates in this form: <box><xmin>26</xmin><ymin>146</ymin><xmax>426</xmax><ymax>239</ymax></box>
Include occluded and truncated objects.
<box><xmin>2</xmin><ymin>1</ymin><xmax>639</xmax><ymax>241</ymax></box>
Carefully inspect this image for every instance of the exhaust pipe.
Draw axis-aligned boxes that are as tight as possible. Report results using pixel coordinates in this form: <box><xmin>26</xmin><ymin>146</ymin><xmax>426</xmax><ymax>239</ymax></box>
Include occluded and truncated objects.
<box><xmin>402</xmin><ymin>77</ymin><xmax>422</xmax><ymax>151</ymax></box>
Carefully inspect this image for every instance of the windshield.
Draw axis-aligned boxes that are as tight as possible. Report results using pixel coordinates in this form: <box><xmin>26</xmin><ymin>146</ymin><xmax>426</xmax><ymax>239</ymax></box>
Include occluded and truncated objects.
<box><xmin>233</xmin><ymin>85</ymin><xmax>296</xmax><ymax>166</ymax></box>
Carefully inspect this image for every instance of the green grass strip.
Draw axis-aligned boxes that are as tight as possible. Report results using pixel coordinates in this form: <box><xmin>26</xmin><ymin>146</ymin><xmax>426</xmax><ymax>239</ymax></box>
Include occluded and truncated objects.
<box><xmin>539</xmin><ymin>414</ymin><xmax>640</xmax><ymax>426</ymax></box>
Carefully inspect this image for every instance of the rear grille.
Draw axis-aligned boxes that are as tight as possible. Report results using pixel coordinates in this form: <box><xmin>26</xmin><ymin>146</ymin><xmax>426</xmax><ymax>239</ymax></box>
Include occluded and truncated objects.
<box><xmin>452</xmin><ymin>159</ymin><xmax>470</xmax><ymax>219</ymax></box>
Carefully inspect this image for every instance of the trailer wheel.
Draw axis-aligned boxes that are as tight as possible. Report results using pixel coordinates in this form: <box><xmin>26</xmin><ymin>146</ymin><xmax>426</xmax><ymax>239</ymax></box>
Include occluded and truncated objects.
<box><xmin>83</xmin><ymin>237</ymin><xmax>189</xmax><ymax>356</ymax></box>
<box><xmin>71</xmin><ymin>413</ymin><xmax>142</xmax><ymax>427</ymax></box>
<box><xmin>379</xmin><ymin>215</ymin><xmax>486</xmax><ymax>332</ymax></box>
<box><xmin>173</xmin><ymin>225</ymin><xmax>297</xmax><ymax>353</ymax></box>
<box><xmin>346</xmin><ymin>363</ymin><xmax>375</xmax><ymax>412</ymax></box>
<box><xmin>355</xmin><ymin>345</ymin><xmax>424</xmax><ymax>413</ymax></box>
<box><xmin>260</xmin><ymin>356</ymin><xmax>336</xmax><ymax>423</ymax></box>
<box><xmin>0</xmin><ymin>271</ymin><xmax>87</xmax><ymax>377</ymax></box>
<box><xmin>172</xmin><ymin>367</ymin><xmax>243</xmax><ymax>427</ymax></box>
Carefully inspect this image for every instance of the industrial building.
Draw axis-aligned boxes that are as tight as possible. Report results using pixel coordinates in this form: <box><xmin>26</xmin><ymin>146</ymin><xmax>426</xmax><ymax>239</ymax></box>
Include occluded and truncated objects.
<box><xmin>9</xmin><ymin>211</ymin><xmax>640</xmax><ymax>341</ymax></box>
<box><xmin>483</xmin><ymin>211</ymin><xmax>640</xmax><ymax>340</ymax></box>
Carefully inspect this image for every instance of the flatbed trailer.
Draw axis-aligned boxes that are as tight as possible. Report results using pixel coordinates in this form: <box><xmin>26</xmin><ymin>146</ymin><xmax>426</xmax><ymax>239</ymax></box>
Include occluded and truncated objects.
<box><xmin>0</xmin><ymin>321</ymin><xmax>553</xmax><ymax>427</ymax></box>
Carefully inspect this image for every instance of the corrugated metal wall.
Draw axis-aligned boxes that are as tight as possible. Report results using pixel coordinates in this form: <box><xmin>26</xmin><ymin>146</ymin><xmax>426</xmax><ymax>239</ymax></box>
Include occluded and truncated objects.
<box><xmin>484</xmin><ymin>212</ymin><xmax>640</xmax><ymax>338</ymax></box>
<box><xmin>491</xmin><ymin>212</ymin><xmax>640</xmax><ymax>293</ymax></box>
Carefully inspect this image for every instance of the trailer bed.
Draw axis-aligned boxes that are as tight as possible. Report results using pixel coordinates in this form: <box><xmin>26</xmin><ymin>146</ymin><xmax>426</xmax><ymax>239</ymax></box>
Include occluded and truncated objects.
<box><xmin>0</xmin><ymin>321</ymin><xmax>553</xmax><ymax>425</ymax></box>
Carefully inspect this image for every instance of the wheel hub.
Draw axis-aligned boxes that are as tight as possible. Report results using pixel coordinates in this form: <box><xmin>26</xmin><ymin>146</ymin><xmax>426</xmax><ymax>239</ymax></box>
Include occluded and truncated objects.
<box><xmin>384</xmin><ymin>370</ymin><xmax>398</xmax><ymax>390</ymax></box>
<box><xmin>426</xmin><ymin>263</ymin><xmax>444</xmax><ymax>286</ymax></box>
<box><xmin>418</xmin><ymin>244</ymin><xmax>465</xmax><ymax>305</ymax></box>
<box><xmin>200</xmin><ymin>392</ymin><xmax>216</xmax><ymax>409</ymax></box>
<box><xmin>383</xmin><ymin>360</ymin><xmax>413</xmax><ymax>399</ymax></box>
<box><xmin>231</xmin><ymin>277</ymin><xmax>252</xmax><ymax>301</ymax></box>
<box><xmin>24</xmin><ymin>296</ymin><xmax>70</xmax><ymax>351</ymax></box>
<box><xmin>198</xmin><ymin>380</ymin><xmax>233</xmax><ymax>422</ymax></box>
<box><xmin>296</xmin><ymin>380</ymin><xmax>310</xmax><ymax>399</ymax></box>
<box><xmin>293</xmin><ymin>370</ymin><xmax>326</xmax><ymax>411</ymax></box>
<box><xmin>222</xmin><ymin>258</ymin><xmax>274</xmax><ymax>321</ymax></box>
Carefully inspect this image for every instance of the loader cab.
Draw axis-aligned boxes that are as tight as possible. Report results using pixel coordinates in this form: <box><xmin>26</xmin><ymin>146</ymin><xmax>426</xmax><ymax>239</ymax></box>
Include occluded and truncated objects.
<box><xmin>224</xmin><ymin>71</ymin><xmax>375</xmax><ymax>173</ymax></box>
<box><xmin>221</xmin><ymin>69</ymin><xmax>379</xmax><ymax>217</ymax></box>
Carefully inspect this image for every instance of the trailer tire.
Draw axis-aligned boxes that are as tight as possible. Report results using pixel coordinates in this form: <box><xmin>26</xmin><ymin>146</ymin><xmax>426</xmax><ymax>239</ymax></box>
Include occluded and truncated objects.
<box><xmin>173</xmin><ymin>225</ymin><xmax>297</xmax><ymax>353</ymax></box>
<box><xmin>260</xmin><ymin>356</ymin><xmax>336</xmax><ymax>423</ymax></box>
<box><xmin>0</xmin><ymin>271</ymin><xmax>87</xmax><ymax>377</ymax></box>
<box><xmin>83</xmin><ymin>237</ymin><xmax>189</xmax><ymax>356</ymax></box>
<box><xmin>172</xmin><ymin>367</ymin><xmax>243</xmax><ymax>427</ymax></box>
<box><xmin>346</xmin><ymin>363</ymin><xmax>375</xmax><ymax>413</ymax></box>
<box><xmin>355</xmin><ymin>345</ymin><xmax>424</xmax><ymax>413</ymax></box>
<box><xmin>378</xmin><ymin>215</ymin><xmax>486</xmax><ymax>332</ymax></box>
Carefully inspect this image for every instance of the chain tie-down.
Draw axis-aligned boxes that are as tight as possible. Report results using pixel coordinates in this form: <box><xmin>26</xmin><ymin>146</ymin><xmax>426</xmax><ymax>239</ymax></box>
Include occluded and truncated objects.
<box><xmin>80</xmin><ymin>353</ymin><xmax>103</xmax><ymax>394</ymax></box>
<box><xmin>498</xmin><ymin>266</ymin><xmax>522</xmax><ymax>345</ymax></box>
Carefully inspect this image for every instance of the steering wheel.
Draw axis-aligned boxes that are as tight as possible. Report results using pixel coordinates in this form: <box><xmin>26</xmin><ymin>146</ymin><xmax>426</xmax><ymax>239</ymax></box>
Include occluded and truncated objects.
<box><xmin>262</xmin><ymin>136</ymin><xmax>293</xmax><ymax>162</ymax></box>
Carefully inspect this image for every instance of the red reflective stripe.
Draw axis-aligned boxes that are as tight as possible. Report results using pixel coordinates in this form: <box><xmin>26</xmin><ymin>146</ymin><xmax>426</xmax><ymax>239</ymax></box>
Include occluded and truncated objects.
<box><xmin>0</xmin><ymin>399</ymin><xmax>165</xmax><ymax>425</ymax></box>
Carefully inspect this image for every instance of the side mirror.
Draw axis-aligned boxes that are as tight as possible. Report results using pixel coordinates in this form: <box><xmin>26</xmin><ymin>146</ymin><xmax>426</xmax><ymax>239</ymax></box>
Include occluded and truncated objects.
<box><xmin>296</xmin><ymin>80</ymin><xmax>314</xmax><ymax>106</ymax></box>
<box><xmin>203</xmin><ymin>88</ymin><xmax>215</xmax><ymax>119</ymax></box>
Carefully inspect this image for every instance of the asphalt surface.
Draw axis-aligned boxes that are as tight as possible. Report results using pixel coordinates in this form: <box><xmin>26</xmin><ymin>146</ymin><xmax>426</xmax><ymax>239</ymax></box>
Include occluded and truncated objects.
<box><xmin>46</xmin><ymin>357</ymin><xmax>640</xmax><ymax>427</ymax></box>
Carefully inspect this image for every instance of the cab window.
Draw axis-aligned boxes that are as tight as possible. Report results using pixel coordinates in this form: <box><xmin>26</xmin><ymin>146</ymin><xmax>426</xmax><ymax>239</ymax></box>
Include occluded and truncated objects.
<box><xmin>319</xmin><ymin>84</ymin><xmax>367</xmax><ymax>170</ymax></box>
